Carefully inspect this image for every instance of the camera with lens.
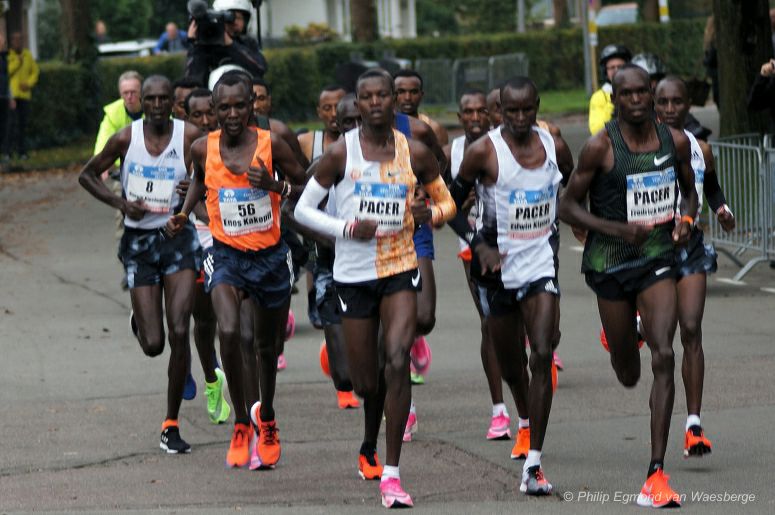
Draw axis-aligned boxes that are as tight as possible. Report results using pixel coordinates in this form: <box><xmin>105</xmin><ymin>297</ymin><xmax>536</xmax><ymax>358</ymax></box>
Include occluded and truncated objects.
<box><xmin>187</xmin><ymin>0</ymin><xmax>235</xmax><ymax>46</ymax></box>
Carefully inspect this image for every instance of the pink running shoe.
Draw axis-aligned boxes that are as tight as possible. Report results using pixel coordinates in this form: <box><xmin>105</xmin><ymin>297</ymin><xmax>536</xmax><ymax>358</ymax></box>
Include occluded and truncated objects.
<box><xmin>403</xmin><ymin>412</ymin><xmax>417</xmax><ymax>442</ymax></box>
<box><xmin>486</xmin><ymin>411</ymin><xmax>511</xmax><ymax>440</ymax></box>
<box><xmin>409</xmin><ymin>336</ymin><xmax>431</xmax><ymax>376</ymax></box>
<box><xmin>277</xmin><ymin>353</ymin><xmax>287</xmax><ymax>371</ymax></box>
<box><xmin>285</xmin><ymin>309</ymin><xmax>295</xmax><ymax>341</ymax></box>
<box><xmin>248</xmin><ymin>427</ymin><xmax>261</xmax><ymax>470</ymax></box>
<box><xmin>552</xmin><ymin>351</ymin><xmax>564</xmax><ymax>371</ymax></box>
<box><xmin>380</xmin><ymin>477</ymin><xmax>414</xmax><ymax>508</ymax></box>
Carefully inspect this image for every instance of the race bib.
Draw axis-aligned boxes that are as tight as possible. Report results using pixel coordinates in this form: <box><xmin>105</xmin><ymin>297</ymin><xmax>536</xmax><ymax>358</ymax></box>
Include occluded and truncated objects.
<box><xmin>508</xmin><ymin>186</ymin><xmax>554</xmax><ymax>240</ymax></box>
<box><xmin>125</xmin><ymin>163</ymin><xmax>176</xmax><ymax>213</ymax></box>
<box><xmin>626</xmin><ymin>168</ymin><xmax>675</xmax><ymax>225</ymax></box>
<box><xmin>354</xmin><ymin>182</ymin><xmax>408</xmax><ymax>235</ymax></box>
<box><xmin>218</xmin><ymin>187</ymin><xmax>273</xmax><ymax>236</ymax></box>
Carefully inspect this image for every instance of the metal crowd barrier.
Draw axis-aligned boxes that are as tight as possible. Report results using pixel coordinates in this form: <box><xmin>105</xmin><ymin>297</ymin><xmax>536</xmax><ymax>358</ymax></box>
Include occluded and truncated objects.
<box><xmin>708</xmin><ymin>134</ymin><xmax>773</xmax><ymax>280</ymax></box>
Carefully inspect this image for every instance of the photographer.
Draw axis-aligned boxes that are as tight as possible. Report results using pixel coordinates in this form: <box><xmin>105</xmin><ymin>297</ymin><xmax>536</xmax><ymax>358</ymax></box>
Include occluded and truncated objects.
<box><xmin>185</xmin><ymin>0</ymin><xmax>267</xmax><ymax>87</ymax></box>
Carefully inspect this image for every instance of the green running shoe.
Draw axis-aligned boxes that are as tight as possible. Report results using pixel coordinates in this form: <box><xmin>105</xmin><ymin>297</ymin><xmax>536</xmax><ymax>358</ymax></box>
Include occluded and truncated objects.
<box><xmin>205</xmin><ymin>368</ymin><xmax>231</xmax><ymax>424</ymax></box>
<box><xmin>409</xmin><ymin>371</ymin><xmax>425</xmax><ymax>385</ymax></box>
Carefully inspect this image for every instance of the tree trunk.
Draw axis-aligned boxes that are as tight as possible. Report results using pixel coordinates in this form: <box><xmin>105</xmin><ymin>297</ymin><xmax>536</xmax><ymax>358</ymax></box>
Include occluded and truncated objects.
<box><xmin>59</xmin><ymin>0</ymin><xmax>94</xmax><ymax>64</ymax></box>
<box><xmin>351</xmin><ymin>0</ymin><xmax>377</xmax><ymax>43</ymax></box>
<box><xmin>641</xmin><ymin>0</ymin><xmax>659</xmax><ymax>22</ymax></box>
<box><xmin>553</xmin><ymin>0</ymin><xmax>569</xmax><ymax>28</ymax></box>
<box><xmin>713</xmin><ymin>0</ymin><xmax>771</xmax><ymax>135</ymax></box>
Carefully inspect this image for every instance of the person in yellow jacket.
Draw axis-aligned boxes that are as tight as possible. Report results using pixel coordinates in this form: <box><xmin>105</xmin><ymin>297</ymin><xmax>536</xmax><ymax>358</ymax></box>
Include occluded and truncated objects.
<box><xmin>7</xmin><ymin>32</ymin><xmax>38</xmax><ymax>159</ymax></box>
<box><xmin>588</xmin><ymin>44</ymin><xmax>631</xmax><ymax>135</ymax></box>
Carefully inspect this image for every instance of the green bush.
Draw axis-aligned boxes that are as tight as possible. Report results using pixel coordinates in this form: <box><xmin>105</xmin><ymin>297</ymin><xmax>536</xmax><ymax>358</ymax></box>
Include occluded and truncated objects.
<box><xmin>29</xmin><ymin>19</ymin><xmax>705</xmax><ymax>150</ymax></box>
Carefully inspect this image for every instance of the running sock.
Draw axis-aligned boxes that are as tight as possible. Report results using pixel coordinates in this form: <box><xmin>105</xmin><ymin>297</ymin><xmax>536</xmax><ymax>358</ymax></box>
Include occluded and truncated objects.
<box><xmin>359</xmin><ymin>441</ymin><xmax>377</xmax><ymax>456</ymax></box>
<box><xmin>492</xmin><ymin>403</ymin><xmax>508</xmax><ymax>418</ymax></box>
<box><xmin>647</xmin><ymin>460</ymin><xmax>664</xmax><ymax>478</ymax></box>
<box><xmin>686</xmin><ymin>414</ymin><xmax>701</xmax><ymax>431</ymax></box>
<box><xmin>518</xmin><ymin>417</ymin><xmax>530</xmax><ymax>429</ymax></box>
<box><xmin>524</xmin><ymin>450</ymin><xmax>541</xmax><ymax>470</ymax></box>
<box><xmin>161</xmin><ymin>419</ymin><xmax>178</xmax><ymax>431</ymax></box>
<box><xmin>382</xmin><ymin>465</ymin><xmax>400</xmax><ymax>481</ymax></box>
<box><xmin>409</xmin><ymin>399</ymin><xmax>416</xmax><ymax>414</ymax></box>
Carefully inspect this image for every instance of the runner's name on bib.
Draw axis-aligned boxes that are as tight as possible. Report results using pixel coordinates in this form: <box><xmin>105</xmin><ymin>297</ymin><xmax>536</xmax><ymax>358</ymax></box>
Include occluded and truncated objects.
<box><xmin>508</xmin><ymin>186</ymin><xmax>554</xmax><ymax>240</ymax></box>
<box><xmin>354</xmin><ymin>182</ymin><xmax>408</xmax><ymax>235</ymax></box>
<box><xmin>626</xmin><ymin>168</ymin><xmax>675</xmax><ymax>225</ymax></box>
<box><xmin>125</xmin><ymin>163</ymin><xmax>176</xmax><ymax>213</ymax></box>
<box><xmin>219</xmin><ymin>187</ymin><xmax>273</xmax><ymax>236</ymax></box>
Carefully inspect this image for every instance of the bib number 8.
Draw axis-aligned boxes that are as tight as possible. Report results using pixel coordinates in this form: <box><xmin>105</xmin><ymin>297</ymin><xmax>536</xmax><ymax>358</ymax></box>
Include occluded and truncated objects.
<box><xmin>146</xmin><ymin>181</ymin><xmax>153</xmax><ymax>193</ymax></box>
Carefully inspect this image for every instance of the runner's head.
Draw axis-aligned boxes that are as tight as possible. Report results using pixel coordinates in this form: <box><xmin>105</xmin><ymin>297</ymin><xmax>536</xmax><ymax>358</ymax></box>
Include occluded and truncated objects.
<box><xmin>336</xmin><ymin>93</ymin><xmax>360</xmax><ymax>133</ymax></box>
<box><xmin>118</xmin><ymin>70</ymin><xmax>143</xmax><ymax>114</ymax></box>
<box><xmin>500</xmin><ymin>76</ymin><xmax>539</xmax><ymax>139</ymax></box>
<box><xmin>486</xmin><ymin>87</ymin><xmax>502</xmax><ymax>127</ymax></box>
<box><xmin>356</xmin><ymin>69</ymin><xmax>395</xmax><ymax>129</ymax></box>
<box><xmin>457</xmin><ymin>89</ymin><xmax>489</xmax><ymax>142</ymax></box>
<box><xmin>252</xmin><ymin>77</ymin><xmax>272</xmax><ymax>117</ymax></box>
<box><xmin>393</xmin><ymin>69</ymin><xmax>424</xmax><ymax>116</ymax></box>
<box><xmin>631</xmin><ymin>53</ymin><xmax>667</xmax><ymax>92</ymax></box>
<box><xmin>141</xmin><ymin>75</ymin><xmax>173</xmax><ymax>127</ymax></box>
<box><xmin>612</xmin><ymin>64</ymin><xmax>653</xmax><ymax>125</ymax></box>
<box><xmin>172</xmin><ymin>77</ymin><xmax>203</xmax><ymax>120</ymax></box>
<box><xmin>213</xmin><ymin>71</ymin><xmax>254</xmax><ymax>138</ymax></box>
<box><xmin>185</xmin><ymin>88</ymin><xmax>217</xmax><ymax>133</ymax></box>
<box><xmin>317</xmin><ymin>85</ymin><xmax>347</xmax><ymax>135</ymax></box>
<box><xmin>654</xmin><ymin>76</ymin><xmax>689</xmax><ymax>130</ymax></box>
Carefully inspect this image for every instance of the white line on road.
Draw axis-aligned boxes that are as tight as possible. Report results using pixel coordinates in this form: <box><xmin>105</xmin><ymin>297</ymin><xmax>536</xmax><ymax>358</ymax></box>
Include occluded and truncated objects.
<box><xmin>717</xmin><ymin>278</ymin><xmax>746</xmax><ymax>286</ymax></box>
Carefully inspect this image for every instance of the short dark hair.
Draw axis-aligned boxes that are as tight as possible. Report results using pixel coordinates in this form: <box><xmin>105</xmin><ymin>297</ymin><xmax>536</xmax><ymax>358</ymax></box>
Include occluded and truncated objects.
<box><xmin>336</xmin><ymin>92</ymin><xmax>357</xmax><ymax>117</ymax></box>
<box><xmin>393</xmin><ymin>69</ymin><xmax>423</xmax><ymax>89</ymax></box>
<box><xmin>172</xmin><ymin>77</ymin><xmax>202</xmax><ymax>92</ymax></box>
<box><xmin>459</xmin><ymin>88</ymin><xmax>487</xmax><ymax>109</ymax></box>
<box><xmin>611</xmin><ymin>64</ymin><xmax>650</xmax><ymax>96</ymax></box>
<box><xmin>252</xmin><ymin>76</ymin><xmax>271</xmax><ymax>95</ymax></box>
<box><xmin>321</xmin><ymin>83</ymin><xmax>346</xmax><ymax>93</ymax></box>
<box><xmin>142</xmin><ymin>75</ymin><xmax>172</xmax><ymax>97</ymax></box>
<box><xmin>355</xmin><ymin>68</ymin><xmax>394</xmax><ymax>97</ymax></box>
<box><xmin>655</xmin><ymin>75</ymin><xmax>688</xmax><ymax>98</ymax></box>
<box><xmin>213</xmin><ymin>71</ymin><xmax>252</xmax><ymax>102</ymax></box>
<box><xmin>184</xmin><ymin>88</ymin><xmax>212</xmax><ymax>115</ymax></box>
<box><xmin>500</xmin><ymin>76</ymin><xmax>538</xmax><ymax>101</ymax></box>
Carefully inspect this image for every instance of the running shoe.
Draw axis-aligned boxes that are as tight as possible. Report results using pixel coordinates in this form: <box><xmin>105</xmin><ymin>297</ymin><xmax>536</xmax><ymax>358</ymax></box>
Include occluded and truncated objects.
<box><xmin>205</xmin><ymin>368</ymin><xmax>231</xmax><ymax>424</ymax></box>
<box><xmin>248</xmin><ymin>427</ymin><xmax>261</xmax><ymax>470</ymax></box>
<box><xmin>684</xmin><ymin>426</ymin><xmax>712</xmax><ymax>458</ymax></box>
<box><xmin>403</xmin><ymin>412</ymin><xmax>417</xmax><ymax>442</ymax></box>
<box><xmin>285</xmin><ymin>309</ymin><xmax>296</xmax><ymax>341</ymax></box>
<box><xmin>409</xmin><ymin>370</ymin><xmax>425</xmax><ymax>385</ymax></box>
<box><xmin>160</xmin><ymin>426</ymin><xmax>191</xmax><ymax>454</ymax></box>
<box><xmin>129</xmin><ymin>310</ymin><xmax>139</xmax><ymax>340</ymax></box>
<box><xmin>226</xmin><ymin>423</ymin><xmax>251</xmax><ymax>468</ymax></box>
<box><xmin>636</xmin><ymin>469</ymin><xmax>681</xmax><ymax>508</ymax></box>
<box><xmin>380</xmin><ymin>477</ymin><xmax>414</xmax><ymax>508</ymax></box>
<box><xmin>257</xmin><ymin>420</ymin><xmax>281</xmax><ymax>468</ymax></box>
<box><xmin>520</xmin><ymin>465</ymin><xmax>553</xmax><ymax>496</ymax></box>
<box><xmin>553</xmin><ymin>351</ymin><xmax>564</xmax><ymax>371</ymax></box>
<box><xmin>319</xmin><ymin>341</ymin><xmax>330</xmax><ymax>377</ymax></box>
<box><xmin>337</xmin><ymin>390</ymin><xmax>360</xmax><ymax>409</ymax></box>
<box><xmin>486</xmin><ymin>411</ymin><xmax>511</xmax><ymax>440</ymax></box>
<box><xmin>358</xmin><ymin>451</ymin><xmax>383</xmax><ymax>480</ymax></box>
<box><xmin>409</xmin><ymin>336</ymin><xmax>432</xmax><ymax>376</ymax></box>
<box><xmin>277</xmin><ymin>353</ymin><xmax>287</xmax><ymax>371</ymax></box>
<box><xmin>511</xmin><ymin>427</ymin><xmax>530</xmax><ymax>459</ymax></box>
<box><xmin>183</xmin><ymin>372</ymin><xmax>197</xmax><ymax>401</ymax></box>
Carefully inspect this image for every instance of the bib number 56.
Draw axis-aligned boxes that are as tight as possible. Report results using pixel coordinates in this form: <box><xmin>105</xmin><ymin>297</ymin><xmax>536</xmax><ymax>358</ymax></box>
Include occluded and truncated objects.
<box><xmin>237</xmin><ymin>203</ymin><xmax>256</xmax><ymax>217</ymax></box>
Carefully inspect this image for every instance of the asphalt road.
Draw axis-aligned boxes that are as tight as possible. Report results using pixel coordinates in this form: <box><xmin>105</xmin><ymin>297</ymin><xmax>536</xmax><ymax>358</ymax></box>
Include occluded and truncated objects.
<box><xmin>1</xmin><ymin>110</ymin><xmax>774</xmax><ymax>513</ymax></box>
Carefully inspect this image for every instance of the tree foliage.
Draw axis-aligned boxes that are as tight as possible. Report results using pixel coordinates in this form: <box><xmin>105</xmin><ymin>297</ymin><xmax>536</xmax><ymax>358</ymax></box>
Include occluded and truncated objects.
<box><xmin>417</xmin><ymin>0</ymin><xmax>537</xmax><ymax>36</ymax></box>
<box><xmin>90</xmin><ymin>0</ymin><xmax>153</xmax><ymax>41</ymax></box>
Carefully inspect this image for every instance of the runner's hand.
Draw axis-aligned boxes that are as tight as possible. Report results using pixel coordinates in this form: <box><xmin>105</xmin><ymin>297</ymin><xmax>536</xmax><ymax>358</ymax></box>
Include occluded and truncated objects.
<box><xmin>176</xmin><ymin>179</ymin><xmax>190</xmax><ymax>196</ymax></box>
<box><xmin>672</xmin><ymin>221</ymin><xmax>692</xmax><ymax>244</ymax></box>
<box><xmin>620</xmin><ymin>223</ymin><xmax>653</xmax><ymax>246</ymax></box>
<box><xmin>165</xmin><ymin>213</ymin><xmax>188</xmax><ymax>238</ymax></box>
<box><xmin>717</xmin><ymin>206</ymin><xmax>736</xmax><ymax>232</ymax></box>
<box><xmin>761</xmin><ymin>59</ymin><xmax>775</xmax><ymax>77</ymax></box>
<box><xmin>352</xmin><ymin>220</ymin><xmax>377</xmax><ymax>240</ymax></box>
<box><xmin>122</xmin><ymin>199</ymin><xmax>148</xmax><ymax>221</ymax></box>
<box><xmin>571</xmin><ymin>225</ymin><xmax>588</xmax><ymax>244</ymax></box>
<box><xmin>248</xmin><ymin>157</ymin><xmax>275</xmax><ymax>191</ymax></box>
<box><xmin>474</xmin><ymin>243</ymin><xmax>502</xmax><ymax>273</ymax></box>
<box><xmin>461</xmin><ymin>189</ymin><xmax>476</xmax><ymax>213</ymax></box>
<box><xmin>411</xmin><ymin>198</ymin><xmax>432</xmax><ymax>226</ymax></box>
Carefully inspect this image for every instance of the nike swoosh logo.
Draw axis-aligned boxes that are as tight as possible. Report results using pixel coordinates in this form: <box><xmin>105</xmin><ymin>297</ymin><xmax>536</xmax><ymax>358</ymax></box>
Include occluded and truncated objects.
<box><xmin>655</xmin><ymin>266</ymin><xmax>671</xmax><ymax>276</ymax></box>
<box><xmin>653</xmin><ymin>154</ymin><xmax>670</xmax><ymax>166</ymax></box>
<box><xmin>338</xmin><ymin>295</ymin><xmax>348</xmax><ymax>312</ymax></box>
<box><xmin>411</xmin><ymin>270</ymin><xmax>421</xmax><ymax>287</ymax></box>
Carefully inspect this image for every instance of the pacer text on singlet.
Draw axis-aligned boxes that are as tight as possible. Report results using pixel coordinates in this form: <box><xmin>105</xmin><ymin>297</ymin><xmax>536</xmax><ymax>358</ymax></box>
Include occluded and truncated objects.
<box><xmin>354</xmin><ymin>182</ymin><xmax>407</xmax><ymax>235</ymax></box>
<box><xmin>218</xmin><ymin>187</ymin><xmax>273</xmax><ymax>236</ymax></box>
<box><xmin>508</xmin><ymin>186</ymin><xmax>554</xmax><ymax>240</ymax></box>
<box><xmin>626</xmin><ymin>168</ymin><xmax>676</xmax><ymax>225</ymax></box>
<box><xmin>126</xmin><ymin>163</ymin><xmax>176</xmax><ymax>213</ymax></box>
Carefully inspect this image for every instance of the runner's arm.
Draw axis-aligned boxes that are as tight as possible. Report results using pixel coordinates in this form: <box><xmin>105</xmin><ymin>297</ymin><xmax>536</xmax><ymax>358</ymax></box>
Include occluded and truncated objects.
<box><xmin>412</xmin><ymin>117</ymin><xmax>447</xmax><ymax>173</ymax></box>
<box><xmin>672</xmin><ymin>129</ymin><xmax>697</xmax><ymax>243</ymax></box>
<box><xmin>270</xmin><ymin>132</ymin><xmax>307</xmax><ymax>200</ymax></box>
<box><xmin>78</xmin><ymin>127</ymin><xmax>133</xmax><ymax>213</ymax></box>
<box><xmin>410</xmin><ymin>139</ymin><xmax>456</xmax><ymax>227</ymax></box>
<box><xmin>270</xmin><ymin>119</ymin><xmax>310</xmax><ymax>168</ymax></box>
<box><xmin>447</xmin><ymin>138</ymin><xmax>486</xmax><ymax>243</ymax></box>
<box><xmin>554</xmin><ymin>134</ymin><xmax>574</xmax><ymax>186</ymax></box>
<box><xmin>698</xmin><ymin>140</ymin><xmax>735</xmax><ymax>232</ymax></box>
<box><xmin>168</xmin><ymin>138</ymin><xmax>207</xmax><ymax>235</ymax></box>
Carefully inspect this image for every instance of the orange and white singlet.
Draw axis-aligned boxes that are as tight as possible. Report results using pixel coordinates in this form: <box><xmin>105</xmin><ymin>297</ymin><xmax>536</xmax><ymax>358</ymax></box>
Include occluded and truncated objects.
<box><xmin>204</xmin><ymin>128</ymin><xmax>281</xmax><ymax>252</ymax></box>
<box><xmin>333</xmin><ymin>128</ymin><xmax>417</xmax><ymax>283</ymax></box>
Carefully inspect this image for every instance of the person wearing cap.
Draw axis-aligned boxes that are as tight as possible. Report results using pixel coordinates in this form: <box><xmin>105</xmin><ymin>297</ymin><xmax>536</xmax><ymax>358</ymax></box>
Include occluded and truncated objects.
<box><xmin>588</xmin><ymin>44</ymin><xmax>631</xmax><ymax>135</ymax></box>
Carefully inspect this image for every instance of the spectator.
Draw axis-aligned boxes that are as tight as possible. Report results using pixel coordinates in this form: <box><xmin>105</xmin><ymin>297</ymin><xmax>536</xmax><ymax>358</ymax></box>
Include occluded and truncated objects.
<box><xmin>95</xmin><ymin>20</ymin><xmax>109</xmax><ymax>44</ymax></box>
<box><xmin>185</xmin><ymin>0</ymin><xmax>267</xmax><ymax>87</ymax></box>
<box><xmin>7</xmin><ymin>32</ymin><xmax>38</xmax><ymax>161</ymax></box>
<box><xmin>588</xmin><ymin>44</ymin><xmax>631</xmax><ymax>135</ymax></box>
<box><xmin>0</xmin><ymin>35</ymin><xmax>12</xmax><ymax>165</ymax></box>
<box><xmin>153</xmin><ymin>22</ymin><xmax>189</xmax><ymax>55</ymax></box>
<box><xmin>747</xmin><ymin>58</ymin><xmax>775</xmax><ymax>132</ymax></box>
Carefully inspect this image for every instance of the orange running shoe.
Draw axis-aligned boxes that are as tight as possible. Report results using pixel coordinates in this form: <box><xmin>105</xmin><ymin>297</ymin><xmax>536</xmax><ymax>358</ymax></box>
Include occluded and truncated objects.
<box><xmin>684</xmin><ymin>426</ymin><xmax>712</xmax><ymax>458</ymax></box>
<box><xmin>551</xmin><ymin>359</ymin><xmax>558</xmax><ymax>393</ymax></box>
<box><xmin>358</xmin><ymin>452</ymin><xmax>383</xmax><ymax>480</ymax></box>
<box><xmin>337</xmin><ymin>390</ymin><xmax>360</xmax><ymax>409</ymax></box>
<box><xmin>226</xmin><ymin>423</ymin><xmax>251</xmax><ymax>468</ymax></box>
<box><xmin>510</xmin><ymin>426</ymin><xmax>530</xmax><ymax>459</ymax></box>
<box><xmin>257</xmin><ymin>420</ymin><xmax>281</xmax><ymax>468</ymax></box>
<box><xmin>636</xmin><ymin>469</ymin><xmax>681</xmax><ymax>508</ymax></box>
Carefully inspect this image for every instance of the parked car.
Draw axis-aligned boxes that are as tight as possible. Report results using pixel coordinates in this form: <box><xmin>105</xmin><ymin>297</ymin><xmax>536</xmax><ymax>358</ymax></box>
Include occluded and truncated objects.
<box><xmin>98</xmin><ymin>39</ymin><xmax>157</xmax><ymax>58</ymax></box>
<box><xmin>596</xmin><ymin>2</ymin><xmax>638</xmax><ymax>27</ymax></box>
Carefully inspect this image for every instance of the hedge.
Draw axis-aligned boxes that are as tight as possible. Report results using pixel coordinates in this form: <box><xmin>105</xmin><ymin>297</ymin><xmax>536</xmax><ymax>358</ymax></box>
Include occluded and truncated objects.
<box><xmin>28</xmin><ymin>19</ymin><xmax>705</xmax><ymax>150</ymax></box>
